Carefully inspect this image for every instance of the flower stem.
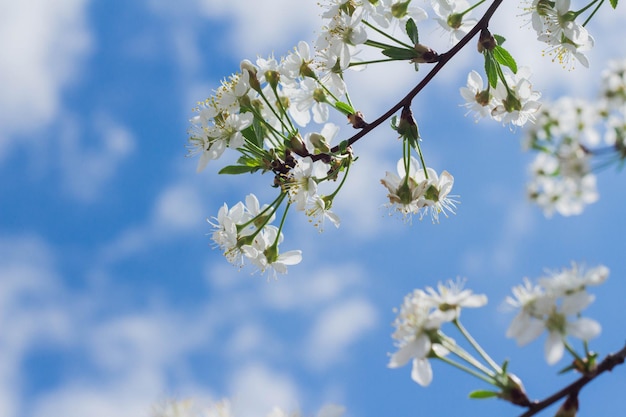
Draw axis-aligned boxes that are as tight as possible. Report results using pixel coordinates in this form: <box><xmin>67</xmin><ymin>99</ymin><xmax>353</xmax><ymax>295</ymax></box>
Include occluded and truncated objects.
<box><xmin>454</xmin><ymin>319</ymin><xmax>503</xmax><ymax>373</ymax></box>
<box><xmin>363</xmin><ymin>20</ymin><xmax>414</xmax><ymax>49</ymax></box>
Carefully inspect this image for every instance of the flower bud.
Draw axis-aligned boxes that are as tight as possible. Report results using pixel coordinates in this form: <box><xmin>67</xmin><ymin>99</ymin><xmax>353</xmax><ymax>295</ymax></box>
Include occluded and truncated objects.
<box><xmin>554</xmin><ymin>393</ymin><xmax>578</xmax><ymax>417</ymax></box>
<box><xmin>411</xmin><ymin>43</ymin><xmax>439</xmax><ymax>64</ymax></box>
<box><xmin>309</xmin><ymin>133</ymin><xmax>331</xmax><ymax>153</ymax></box>
<box><xmin>289</xmin><ymin>134</ymin><xmax>310</xmax><ymax>157</ymax></box>
<box><xmin>241</xmin><ymin>59</ymin><xmax>262</xmax><ymax>92</ymax></box>
<box><xmin>265</xmin><ymin>70</ymin><xmax>281</xmax><ymax>89</ymax></box>
<box><xmin>347</xmin><ymin>111</ymin><xmax>368</xmax><ymax>129</ymax></box>
<box><xmin>478</xmin><ymin>28</ymin><xmax>497</xmax><ymax>53</ymax></box>
<box><xmin>497</xmin><ymin>373</ymin><xmax>530</xmax><ymax>407</ymax></box>
<box><xmin>391</xmin><ymin>0</ymin><xmax>411</xmax><ymax>18</ymax></box>
<box><xmin>446</xmin><ymin>13</ymin><xmax>463</xmax><ymax>30</ymax></box>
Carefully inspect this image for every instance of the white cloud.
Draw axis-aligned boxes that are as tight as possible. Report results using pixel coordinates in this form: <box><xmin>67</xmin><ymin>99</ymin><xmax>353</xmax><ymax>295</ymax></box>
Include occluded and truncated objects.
<box><xmin>194</xmin><ymin>0</ymin><xmax>320</xmax><ymax>58</ymax></box>
<box><xmin>304</xmin><ymin>297</ymin><xmax>378</xmax><ymax>369</ymax></box>
<box><xmin>0</xmin><ymin>234</ymin><xmax>222</xmax><ymax>417</ymax></box>
<box><xmin>59</xmin><ymin>113</ymin><xmax>136</xmax><ymax>202</ymax></box>
<box><xmin>153</xmin><ymin>183</ymin><xmax>206</xmax><ymax>231</ymax></box>
<box><xmin>0</xmin><ymin>236</ymin><xmax>73</xmax><ymax>417</ymax></box>
<box><xmin>260</xmin><ymin>264</ymin><xmax>365</xmax><ymax>311</ymax></box>
<box><xmin>228</xmin><ymin>363</ymin><xmax>300</xmax><ymax>417</ymax></box>
<box><xmin>0</xmin><ymin>0</ymin><xmax>91</xmax><ymax>160</ymax></box>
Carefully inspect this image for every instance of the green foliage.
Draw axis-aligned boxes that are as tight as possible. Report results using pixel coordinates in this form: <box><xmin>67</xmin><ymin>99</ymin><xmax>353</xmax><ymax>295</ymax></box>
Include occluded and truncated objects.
<box><xmin>335</xmin><ymin>101</ymin><xmax>356</xmax><ymax>116</ymax></box>
<box><xmin>218</xmin><ymin>165</ymin><xmax>260</xmax><ymax>175</ymax></box>
<box><xmin>469</xmin><ymin>390</ymin><xmax>500</xmax><ymax>399</ymax></box>
<box><xmin>405</xmin><ymin>18</ymin><xmax>419</xmax><ymax>45</ymax></box>
<box><xmin>493</xmin><ymin>45</ymin><xmax>518</xmax><ymax>74</ymax></box>
<box><xmin>382</xmin><ymin>46</ymin><xmax>420</xmax><ymax>61</ymax></box>
<box><xmin>484</xmin><ymin>52</ymin><xmax>498</xmax><ymax>88</ymax></box>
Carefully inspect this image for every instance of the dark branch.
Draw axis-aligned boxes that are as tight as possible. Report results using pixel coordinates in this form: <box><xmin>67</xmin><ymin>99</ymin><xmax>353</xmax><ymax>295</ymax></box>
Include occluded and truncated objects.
<box><xmin>517</xmin><ymin>343</ymin><xmax>626</xmax><ymax>417</ymax></box>
<box><xmin>320</xmin><ymin>0</ymin><xmax>504</xmax><ymax>157</ymax></box>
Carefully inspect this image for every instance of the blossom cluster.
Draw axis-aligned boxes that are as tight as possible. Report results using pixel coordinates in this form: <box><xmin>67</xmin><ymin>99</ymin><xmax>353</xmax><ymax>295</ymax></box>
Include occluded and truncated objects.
<box><xmin>188</xmin><ymin>41</ymin><xmax>353</xmax><ymax>275</ymax></box>
<box><xmin>506</xmin><ymin>263</ymin><xmax>608</xmax><ymax>364</ymax></box>
<box><xmin>460</xmin><ymin>67</ymin><xmax>542</xmax><ymax>127</ymax></box>
<box><xmin>388</xmin><ymin>279</ymin><xmax>487</xmax><ymax>386</ymax></box>
<box><xmin>524</xmin><ymin>58</ymin><xmax>626</xmax><ymax>216</ymax></box>
<box><xmin>390</xmin><ymin>262</ymin><xmax>608</xmax><ymax>389</ymax></box>
<box><xmin>380</xmin><ymin>156</ymin><xmax>457</xmax><ymax>222</ymax></box>
<box><xmin>525</xmin><ymin>0</ymin><xmax>595</xmax><ymax>69</ymax></box>
<box><xmin>209</xmin><ymin>194</ymin><xmax>303</xmax><ymax>278</ymax></box>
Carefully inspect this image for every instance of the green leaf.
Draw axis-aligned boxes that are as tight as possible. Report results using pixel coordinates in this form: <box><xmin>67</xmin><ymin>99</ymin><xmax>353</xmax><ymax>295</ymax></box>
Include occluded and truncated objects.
<box><xmin>381</xmin><ymin>46</ymin><xmax>418</xmax><ymax>61</ymax></box>
<box><xmin>335</xmin><ymin>101</ymin><xmax>356</xmax><ymax>116</ymax></box>
<box><xmin>405</xmin><ymin>18</ymin><xmax>419</xmax><ymax>44</ymax></box>
<box><xmin>493</xmin><ymin>45</ymin><xmax>518</xmax><ymax>74</ymax></box>
<box><xmin>469</xmin><ymin>390</ymin><xmax>499</xmax><ymax>399</ymax></box>
<box><xmin>484</xmin><ymin>52</ymin><xmax>498</xmax><ymax>88</ymax></box>
<box><xmin>241</xmin><ymin>124</ymin><xmax>256</xmax><ymax>144</ymax></box>
<box><xmin>390</xmin><ymin>115</ymin><xmax>399</xmax><ymax>131</ymax></box>
<box><xmin>494</xmin><ymin>34</ymin><xmax>506</xmax><ymax>46</ymax></box>
<box><xmin>338</xmin><ymin>140</ymin><xmax>349</xmax><ymax>154</ymax></box>
<box><xmin>610</xmin><ymin>0</ymin><xmax>618</xmax><ymax>8</ymax></box>
<box><xmin>252</xmin><ymin>118</ymin><xmax>266</xmax><ymax>147</ymax></box>
<box><xmin>218</xmin><ymin>165</ymin><xmax>260</xmax><ymax>175</ymax></box>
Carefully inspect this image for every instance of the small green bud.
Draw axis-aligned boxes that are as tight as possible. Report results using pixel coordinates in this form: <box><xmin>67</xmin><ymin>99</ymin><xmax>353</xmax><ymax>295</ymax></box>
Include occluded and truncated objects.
<box><xmin>391</xmin><ymin>0</ymin><xmax>410</xmax><ymax>18</ymax></box>
<box><xmin>309</xmin><ymin>133</ymin><xmax>331</xmax><ymax>153</ymax></box>
<box><xmin>265</xmin><ymin>70</ymin><xmax>281</xmax><ymax>89</ymax></box>
<box><xmin>300</xmin><ymin>63</ymin><xmax>317</xmax><ymax>79</ymax></box>
<box><xmin>446</xmin><ymin>13</ymin><xmax>463</xmax><ymax>30</ymax></box>
<box><xmin>424</xmin><ymin>184</ymin><xmax>440</xmax><ymax>202</ymax></box>
<box><xmin>503</xmin><ymin>92</ymin><xmax>522</xmax><ymax>113</ymax></box>
<box><xmin>264</xmin><ymin>244</ymin><xmax>279</xmax><ymax>264</ymax></box>
<box><xmin>396</xmin><ymin>181</ymin><xmax>414</xmax><ymax>205</ymax></box>
<box><xmin>312</xmin><ymin>88</ymin><xmax>327</xmax><ymax>104</ymax></box>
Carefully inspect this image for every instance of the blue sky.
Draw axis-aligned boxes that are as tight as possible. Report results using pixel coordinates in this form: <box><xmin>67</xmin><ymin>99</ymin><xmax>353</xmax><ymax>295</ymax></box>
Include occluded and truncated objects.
<box><xmin>1</xmin><ymin>1</ymin><xmax>626</xmax><ymax>417</ymax></box>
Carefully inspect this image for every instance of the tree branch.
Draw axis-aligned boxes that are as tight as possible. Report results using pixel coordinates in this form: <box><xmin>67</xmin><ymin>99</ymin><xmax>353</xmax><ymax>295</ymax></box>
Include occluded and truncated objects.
<box><xmin>517</xmin><ymin>343</ymin><xmax>626</xmax><ymax>417</ymax></box>
<box><xmin>322</xmin><ymin>0</ymin><xmax>504</xmax><ymax>156</ymax></box>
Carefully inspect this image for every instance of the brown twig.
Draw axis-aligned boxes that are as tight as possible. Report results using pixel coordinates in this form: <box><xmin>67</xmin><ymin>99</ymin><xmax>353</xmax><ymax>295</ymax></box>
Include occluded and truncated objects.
<box><xmin>320</xmin><ymin>0</ymin><xmax>504</xmax><ymax>157</ymax></box>
<box><xmin>517</xmin><ymin>343</ymin><xmax>626</xmax><ymax>417</ymax></box>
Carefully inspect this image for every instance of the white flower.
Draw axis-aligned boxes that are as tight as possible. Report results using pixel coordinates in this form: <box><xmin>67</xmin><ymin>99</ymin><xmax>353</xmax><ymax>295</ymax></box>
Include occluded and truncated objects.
<box><xmin>281</xmin><ymin>40</ymin><xmax>316</xmax><ymax>81</ymax></box>
<box><xmin>246</xmin><ymin>226</ymin><xmax>302</xmax><ymax>278</ymax></box>
<box><xmin>288</xmin><ymin>78</ymin><xmax>332</xmax><ymax>126</ymax></box>
<box><xmin>460</xmin><ymin>70</ymin><xmax>494</xmax><ymax>120</ymax></box>
<box><xmin>506</xmin><ymin>264</ymin><xmax>606</xmax><ymax>364</ymax></box>
<box><xmin>388</xmin><ymin>290</ymin><xmax>448</xmax><ymax>386</ymax></box>
<box><xmin>306</xmin><ymin>195</ymin><xmax>341</xmax><ymax>231</ymax></box>
<box><xmin>531</xmin><ymin>0</ymin><xmax>595</xmax><ymax>68</ymax></box>
<box><xmin>208</xmin><ymin>201</ymin><xmax>248</xmax><ymax>253</ymax></box>
<box><xmin>432</xmin><ymin>0</ymin><xmax>476</xmax><ymax>45</ymax></box>
<box><xmin>538</xmin><ymin>263</ymin><xmax>609</xmax><ymax>296</ymax></box>
<box><xmin>491</xmin><ymin>67</ymin><xmax>542</xmax><ymax>127</ymax></box>
<box><xmin>381</xmin><ymin>157</ymin><xmax>458</xmax><ymax>222</ymax></box>
<box><xmin>287</xmin><ymin>157</ymin><xmax>329</xmax><ymax>210</ymax></box>
<box><xmin>413</xmin><ymin>167</ymin><xmax>457</xmax><ymax>223</ymax></box>
<box><xmin>318</xmin><ymin>7</ymin><xmax>368</xmax><ymax>70</ymax></box>
<box><xmin>192</xmin><ymin>112</ymin><xmax>254</xmax><ymax>173</ymax></box>
<box><xmin>424</xmin><ymin>278</ymin><xmax>488</xmax><ymax>322</ymax></box>
<box><xmin>380</xmin><ymin>157</ymin><xmax>428</xmax><ymax>219</ymax></box>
